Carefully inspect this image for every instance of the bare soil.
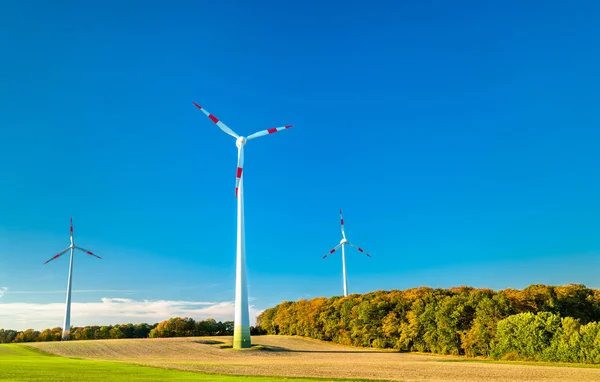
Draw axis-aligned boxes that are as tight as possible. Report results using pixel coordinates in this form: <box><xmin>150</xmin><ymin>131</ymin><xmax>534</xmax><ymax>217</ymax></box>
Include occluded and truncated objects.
<box><xmin>28</xmin><ymin>335</ymin><xmax>600</xmax><ymax>382</ymax></box>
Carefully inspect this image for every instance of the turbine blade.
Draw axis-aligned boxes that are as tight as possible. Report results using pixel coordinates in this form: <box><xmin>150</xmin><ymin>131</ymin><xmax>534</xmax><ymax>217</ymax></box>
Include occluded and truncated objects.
<box><xmin>75</xmin><ymin>246</ymin><xmax>102</xmax><ymax>260</ymax></box>
<box><xmin>339</xmin><ymin>209</ymin><xmax>346</xmax><ymax>238</ymax></box>
<box><xmin>43</xmin><ymin>248</ymin><xmax>70</xmax><ymax>264</ymax></box>
<box><xmin>235</xmin><ymin>145</ymin><xmax>244</xmax><ymax>197</ymax></box>
<box><xmin>69</xmin><ymin>217</ymin><xmax>74</xmax><ymax>243</ymax></box>
<box><xmin>322</xmin><ymin>244</ymin><xmax>342</xmax><ymax>259</ymax></box>
<box><xmin>192</xmin><ymin>102</ymin><xmax>239</xmax><ymax>139</ymax></box>
<box><xmin>246</xmin><ymin>124</ymin><xmax>293</xmax><ymax>141</ymax></box>
<box><xmin>347</xmin><ymin>242</ymin><xmax>371</xmax><ymax>258</ymax></box>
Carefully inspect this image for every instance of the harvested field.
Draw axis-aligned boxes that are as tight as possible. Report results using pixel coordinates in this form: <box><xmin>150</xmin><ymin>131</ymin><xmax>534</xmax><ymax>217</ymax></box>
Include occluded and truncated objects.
<box><xmin>29</xmin><ymin>335</ymin><xmax>600</xmax><ymax>382</ymax></box>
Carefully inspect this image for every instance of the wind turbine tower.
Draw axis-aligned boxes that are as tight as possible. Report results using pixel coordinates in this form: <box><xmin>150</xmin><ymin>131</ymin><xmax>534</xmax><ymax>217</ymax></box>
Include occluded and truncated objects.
<box><xmin>43</xmin><ymin>218</ymin><xmax>101</xmax><ymax>340</ymax></box>
<box><xmin>193</xmin><ymin>102</ymin><xmax>292</xmax><ymax>349</ymax></box>
<box><xmin>322</xmin><ymin>210</ymin><xmax>371</xmax><ymax>297</ymax></box>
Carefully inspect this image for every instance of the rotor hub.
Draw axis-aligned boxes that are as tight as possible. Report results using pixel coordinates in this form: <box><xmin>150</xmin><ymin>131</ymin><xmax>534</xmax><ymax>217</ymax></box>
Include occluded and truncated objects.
<box><xmin>236</xmin><ymin>136</ymin><xmax>247</xmax><ymax>148</ymax></box>
<box><xmin>340</xmin><ymin>238</ymin><xmax>348</xmax><ymax>245</ymax></box>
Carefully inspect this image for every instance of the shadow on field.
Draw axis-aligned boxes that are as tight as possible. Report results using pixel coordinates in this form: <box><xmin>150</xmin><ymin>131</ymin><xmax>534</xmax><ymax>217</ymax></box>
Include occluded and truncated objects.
<box><xmin>258</xmin><ymin>345</ymin><xmax>392</xmax><ymax>354</ymax></box>
<box><xmin>192</xmin><ymin>340</ymin><xmax>225</xmax><ymax>345</ymax></box>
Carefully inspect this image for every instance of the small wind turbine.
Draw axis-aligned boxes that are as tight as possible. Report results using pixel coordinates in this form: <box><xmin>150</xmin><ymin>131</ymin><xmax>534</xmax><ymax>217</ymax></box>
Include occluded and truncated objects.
<box><xmin>43</xmin><ymin>218</ymin><xmax>101</xmax><ymax>340</ymax></box>
<box><xmin>322</xmin><ymin>210</ymin><xmax>371</xmax><ymax>297</ymax></box>
<box><xmin>193</xmin><ymin>102</ymin><xmax>292</xmax><ymax>349</ymax></box>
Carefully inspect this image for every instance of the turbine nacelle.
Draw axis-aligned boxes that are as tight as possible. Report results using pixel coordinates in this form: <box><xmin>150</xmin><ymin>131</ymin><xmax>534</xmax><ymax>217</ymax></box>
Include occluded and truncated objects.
<box><xmin>193</xmin><ymin>102</ymin><xmax>292</xmax><ymax>199</ymax></box>
<box><xmin>43</xmin><ymin>219</ymin><xmax>102</xmax><ymax>265</ymax></box>
<box><xmin>236</xmin><ymin>136</ymin><xmax>247</xmax><ymax>148</ymax></box>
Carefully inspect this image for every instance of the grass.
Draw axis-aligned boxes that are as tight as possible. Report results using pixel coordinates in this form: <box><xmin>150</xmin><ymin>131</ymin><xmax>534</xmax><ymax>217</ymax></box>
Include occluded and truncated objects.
<box><xmin>0</xmin><ymin>344</ymin><xmax>389</xmax><ymax>382</ymax></box>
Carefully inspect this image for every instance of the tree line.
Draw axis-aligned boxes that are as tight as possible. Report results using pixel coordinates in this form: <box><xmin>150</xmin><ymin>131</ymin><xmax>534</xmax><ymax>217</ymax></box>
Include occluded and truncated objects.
<box><xmin>0</xmin><ymin>317</ymin><xmax>235</xmax><ymax>343</ymax></box>
<box><xmin>256</xmin><ymin>283</ymin><xmax>600</xmax><ymax>363</ymax></box>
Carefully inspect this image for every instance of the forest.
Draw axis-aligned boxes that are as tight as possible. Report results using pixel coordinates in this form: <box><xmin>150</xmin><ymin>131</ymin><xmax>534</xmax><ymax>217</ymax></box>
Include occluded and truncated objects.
<box><xmin>256</xmin><ymin>283</ymin><xmax>600</xmax><ymax>363</ymax></box>
<box><xmin>0</xmin><ymin>317</ymin><xmax>235</xmax><ymax>343</ymax></box>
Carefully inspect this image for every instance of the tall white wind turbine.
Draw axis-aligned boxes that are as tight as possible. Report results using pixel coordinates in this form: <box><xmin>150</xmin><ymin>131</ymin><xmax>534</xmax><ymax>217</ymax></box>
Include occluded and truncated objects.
<box><xmin>193</xmin><ymin>102</ymin><xmax>292</xmax><ymax>349</ymax></box>
<box><xmin>43</xmin><ymin>218</ymin><xmax>101</xmax><ymax>340</ymax></box>
<box><xmin>322</xmin><ymin>210</ymin><xmax>371</xmax><ymax>297</ymax></box>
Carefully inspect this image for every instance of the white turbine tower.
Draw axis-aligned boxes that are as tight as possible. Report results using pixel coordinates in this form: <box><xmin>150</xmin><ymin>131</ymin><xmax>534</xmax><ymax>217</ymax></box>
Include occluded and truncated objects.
<box><xmin>193</xmin><ymin>102</ymin><xmax>292</xmax><ymax>349</ymax></box>
<box><xmin>43</xmin><ymin>218</ymin><xmax>101</xmax><ymax>340</ymax></box>
<box><xmin>322</xmin><ymin>210</ymin><xmax>371</xmax><ymax>297</ymax></box>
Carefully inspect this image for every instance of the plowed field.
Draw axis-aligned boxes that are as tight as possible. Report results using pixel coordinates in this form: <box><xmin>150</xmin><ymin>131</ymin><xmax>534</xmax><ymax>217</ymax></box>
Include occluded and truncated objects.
<box><xmin>26</xmin><ymin>335</ymin><xmax>600</xmax><ymax>382</ymax></box>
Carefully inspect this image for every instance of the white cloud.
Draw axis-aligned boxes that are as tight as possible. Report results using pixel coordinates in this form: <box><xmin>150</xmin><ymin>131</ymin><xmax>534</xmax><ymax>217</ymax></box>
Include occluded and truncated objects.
<box><xmin>0</xmin><ymin>297</ymin><xmax>264</xmax><ymax>331</ymax></box>
<box><xmin>0</xmin><ymin>287</ymin><xmax>7</xmax><ymax>298</ymax></box>
<box><xmin>5</xmin><ymin>289</ymin><xmax>140</xmax><ymax>295</ymax></box>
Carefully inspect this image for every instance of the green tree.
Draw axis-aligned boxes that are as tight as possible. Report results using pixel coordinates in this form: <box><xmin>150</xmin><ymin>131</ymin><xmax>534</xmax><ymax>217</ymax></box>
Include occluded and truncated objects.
<box><xmin>133</xmin><ymin>323</ymin><xmax>152</xmax><ymax>338</ymax></box>
<box><xmin>95</xmin><ymin>326</ymin><xmax>111</xmax><ymax>339</ymax></box>
<box><xmin>491</xmin><ymin>312</ymin><xmax>561</xmax><ymax>361</ymax></box>
<box><xmin>196</xmin><ymin>318</ymin><xmax>218</xmax><ymax>336</ymax></box>
<box><xmin>109</xmin><ymin>326</ymin><xmax>125</xmax><ymax>339</ymax></box>
<box><xmin>13</xmin><ymin>329</ymin><xmax>40</xmax><ymax>343</ymax></box>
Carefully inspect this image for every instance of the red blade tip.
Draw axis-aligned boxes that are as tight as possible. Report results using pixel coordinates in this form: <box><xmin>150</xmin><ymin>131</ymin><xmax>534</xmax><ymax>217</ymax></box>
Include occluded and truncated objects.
<box><xmin>192</xmin><ymin>102</ymin><xmax>202</xmax><ymax>109</ymax></box>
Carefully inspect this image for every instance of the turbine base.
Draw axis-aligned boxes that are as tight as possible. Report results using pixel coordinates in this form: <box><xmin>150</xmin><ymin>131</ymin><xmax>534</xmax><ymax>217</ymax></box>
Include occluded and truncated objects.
<box><xmin>233</xmin><ymin>325</ymin><xmax>251</xmax><ymax>349</ymax></box>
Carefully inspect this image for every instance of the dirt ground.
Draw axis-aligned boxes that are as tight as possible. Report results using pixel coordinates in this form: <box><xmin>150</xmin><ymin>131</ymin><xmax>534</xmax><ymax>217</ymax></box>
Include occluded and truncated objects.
<box><xmin>27</xmin><ymin>335</ymin><xmax>600</xmax><ymax>382</ymax></box>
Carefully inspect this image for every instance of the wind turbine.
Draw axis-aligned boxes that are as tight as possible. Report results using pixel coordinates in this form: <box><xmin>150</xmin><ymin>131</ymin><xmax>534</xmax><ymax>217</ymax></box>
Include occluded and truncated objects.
<box><xmin>322</xmin><ymin>210</ymin><xmax>371</xmax><ymax>297</ymax></box>
<box><xmin>43</xmin><ymin>218</ymin><xmax>101</xmax><ymax>340</ymax></box>
<box><xmin>193</xmin><ymin>102</ymin><xmax>292</xmax><ymax>349</ymax></box>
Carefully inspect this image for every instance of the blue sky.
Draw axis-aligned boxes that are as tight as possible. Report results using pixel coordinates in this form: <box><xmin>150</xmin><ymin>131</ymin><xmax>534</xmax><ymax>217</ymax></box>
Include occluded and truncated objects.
<box><xmin>1</xmin><ymin>1</ymin><xmax>600</xmax><ymax>330</ymax></box>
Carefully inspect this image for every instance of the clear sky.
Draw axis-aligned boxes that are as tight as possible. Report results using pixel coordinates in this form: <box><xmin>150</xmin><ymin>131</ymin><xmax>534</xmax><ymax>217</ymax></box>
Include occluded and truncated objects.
<box><xmin>1</xmin><ymin>1</ymin><xmax>599</xmax><ymax>330</ymax></box>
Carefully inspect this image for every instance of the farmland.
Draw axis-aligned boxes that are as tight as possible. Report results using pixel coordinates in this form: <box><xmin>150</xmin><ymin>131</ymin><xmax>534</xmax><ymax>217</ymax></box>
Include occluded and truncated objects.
<box><xmin>17</xmin><ymin>335</ymin><xmax>600</xmax><ymax>381</ymax></box>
